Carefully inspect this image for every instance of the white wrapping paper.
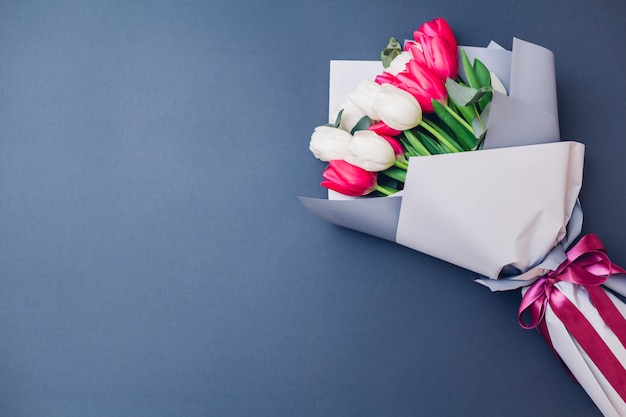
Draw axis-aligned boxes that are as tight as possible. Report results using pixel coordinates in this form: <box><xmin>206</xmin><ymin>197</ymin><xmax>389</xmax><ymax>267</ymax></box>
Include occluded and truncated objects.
<box><xmin>395</xmin><ymin>140</ymin><xmax>583</xmax><ymax>278</ymax></box>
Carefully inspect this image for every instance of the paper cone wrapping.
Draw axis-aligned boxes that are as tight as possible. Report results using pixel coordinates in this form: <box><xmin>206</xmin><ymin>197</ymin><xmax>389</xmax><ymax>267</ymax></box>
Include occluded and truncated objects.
<box><xmin>395</xmin><ymin>140</ymin><xmax>583</xmax><ymax>279</ymax></box>
<box><xmin>303</xmin><ymin>38</ymin><xmax>584</xmax><ymax>280</ymax></box>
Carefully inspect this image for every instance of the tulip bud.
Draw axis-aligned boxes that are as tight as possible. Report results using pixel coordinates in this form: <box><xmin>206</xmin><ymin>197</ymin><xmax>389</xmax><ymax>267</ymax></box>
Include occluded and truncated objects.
<box><xmin>415</xmin><ymin>18</ymin><xmax>457</xmax><ymax>52</ymax></box>
<box><xmin>371</xmin><ymin>84</ymin><xmax>422</xmax><ymax>131</ymax></box>
<box><xmin>345</xmin><ymin>130</ymin><xmax>396</xmax><ymax>172</ymax></box>
<box><xmin>409</xmin><ymin>18</ymin><xmax>458</xmax><ymax>82</ymax></box>
<box><xmin>321</xmin><ymin>160</ymin><xmax>377</xmax><ymax>197</ymax></box>
<box><xmin>419</xmin><ymin>33</ymin><xmax>458</xmax><ymax>81</ymax></box>
<box><xmin>347</xmin><ymin>80</ymin><xmax>382</xmax><ymax>119</ymax></box>
<box><xmin>309</xmin><ymin>126</ymin><xmax>352</xmax><ymax>161</ymax></box>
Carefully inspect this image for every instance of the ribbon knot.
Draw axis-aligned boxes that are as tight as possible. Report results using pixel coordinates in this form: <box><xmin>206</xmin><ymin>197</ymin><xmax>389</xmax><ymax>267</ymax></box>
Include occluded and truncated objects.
<box><xmin>517</xmin><ymin>234</ymin><xmax>626</xmax><ymax>404</ymax></box>
<box><xmin>518</xmin><ymin>233</ymin><xmax>616</xmax><ymax>329</ymax></box>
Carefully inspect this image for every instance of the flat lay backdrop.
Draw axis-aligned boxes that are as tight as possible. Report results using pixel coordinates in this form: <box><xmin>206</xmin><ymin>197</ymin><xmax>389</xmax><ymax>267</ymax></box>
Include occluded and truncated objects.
<box><xmin>1</xmin><ymin>1</ymin><xmax>624</xmax><ymax>416</ymax></box>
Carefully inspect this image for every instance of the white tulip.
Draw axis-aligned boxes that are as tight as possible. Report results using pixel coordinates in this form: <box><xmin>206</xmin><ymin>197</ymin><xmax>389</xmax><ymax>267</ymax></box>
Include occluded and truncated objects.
<box><xmin>347</xmin><ymin>80</ymin><xmax>382</xmax><ymax>119</ymax></box>
<box><xmin>335</xmin><ymin>98</ymin><xmax>368</xmax><ymax>133</ymax></box>
<box><xmin>345</xmin><ymin>130</ymin><xmax>395</xmax><ymax>172</ymax></box>
<box><xmin>309</xmin><ymin>126</ymin><xmax>352</xmax><ymax>161</ymax></box>
<box><xmin>371</xmin><ymin>84</ymin><xmax>422</xmax><ymax>131</ymax></box>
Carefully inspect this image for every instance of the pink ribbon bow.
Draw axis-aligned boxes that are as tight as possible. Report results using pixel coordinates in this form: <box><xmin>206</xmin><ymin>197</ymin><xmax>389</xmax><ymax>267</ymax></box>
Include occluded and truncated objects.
<box><xmin>518</xmin><ymin>234</ymin><xmax>626</xmax><ymax>402</ymax></box>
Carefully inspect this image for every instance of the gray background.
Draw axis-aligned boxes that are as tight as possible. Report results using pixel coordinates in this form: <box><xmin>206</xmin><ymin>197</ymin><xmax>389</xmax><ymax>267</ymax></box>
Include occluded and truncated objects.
<box><xmin>1</xmin><ymin>0</ymin><xmax>624</xmax><ymax>416</ymax></box>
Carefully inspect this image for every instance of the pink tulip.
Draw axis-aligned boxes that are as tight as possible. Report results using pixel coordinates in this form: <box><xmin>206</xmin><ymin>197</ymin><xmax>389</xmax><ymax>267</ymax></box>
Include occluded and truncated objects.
<box><xmin>415</xmin><ymin>18</ymin><xmax>457</xmax><ymax>52</ymax></box>
<box><xmin>368</xmin><ymin>121</ymin><xmax>401</xmax><ymax>137</ymax></box>
<box><xmin>374</xmin><ymin>17</ymin><xmax>456</xmax><ymax>113</ymax></box>
<box><xmin>321</xmin><ymin>160</ymin><xmax>377</xmax><ymax>196</ymax></box>
<box><xmin>376</xmin><ymin>59</ymin><xmax>446</xmax><ymax>113</ymax></box>
<box><xmin>405</xmin><ymin>37</ymin><xmax>457</xmax><ymax>82</ymax></box>
<box><xmin>406</xmin><ymin>18</ymin><xmax>458</xmax><ymax>82</ymax></box>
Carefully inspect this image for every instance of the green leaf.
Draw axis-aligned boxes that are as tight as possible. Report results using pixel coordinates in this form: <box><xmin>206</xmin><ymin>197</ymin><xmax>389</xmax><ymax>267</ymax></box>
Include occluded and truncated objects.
<box><xmin>474</xmin><ymin>60</ymin><xmax>492</xmax><ymax>110</ymax></box>
<box><xmin>432</xmin><ymin>100</ymin><xmax>476</xmax><ymax>151</ymax></box>
<box><xmin>398</xmin><ymin>136</ymin><xmax>419</xmax><ymax>157</ymax></box>
<box><xmin>446</xmin><ymin>78</ymin><xmax>477</xmax><ymax>106</ymax></box>
<box><xmin>381</xmin><ymin>167</ymin><xmax>407</xmax><ymax>183</ymax></box>
<box><xmin>461</xmin><ymin>49</ymin><xmax>481</xmax><ymax>89</ymax></box>
<box><xmin>439</xmin><ymin>142</ymin><xmax>454</xmax><ymax>153</ymax></box>
<box><xmin>472</xmin><ymin>118</ymin><xmax>486</xmax><ymax>142</ymax></box>
<box><xmin>350</xmin><ymin>115</ymin><xmax>371</xmax><ymax>134</ymax></box>
<box><xmin>413</xmin><ymin>129</ymin><xmax>444</xmax><ymax>154</ymax></box>
<box><xmin>333</xmin><ymin>109</ymin><xmax>344</xmax><ymax>128</ymax></box>
<box><xmin>474</xmin><ymin>59</ymin><xmax>491</xmax><ymax>88</ymax></box>
<box><xmin>377</xmin><ymin>173</ymin><xmax>399</xmax><ymax>189</ymax></box>
<box><xmin>381</xmin><ymin>37</ymin><xmax>402</xmax><ymax>68</ymax></box>
<box><xmin>446</xmin><ymin>78</ymin><xmax>492</xmax><ymax>107</ymax></box>
<box><xmin>403</xmin><ymin>129</ymin><xmax>432</xmax><ymax>156</ymax></box>
<box><xmin>420</xmin><ymin>118</ymin><xmax>463</xmax><ymax>153</ymax></box>
<box><xmin>448</xmin><ymin>95</ymin><xmax>476</xmax><ymax>125</ymax></box>
<box><xmin>472</xmin><ymin>101</ymin><xmax>491</xmax><ymax>149</ymax></box>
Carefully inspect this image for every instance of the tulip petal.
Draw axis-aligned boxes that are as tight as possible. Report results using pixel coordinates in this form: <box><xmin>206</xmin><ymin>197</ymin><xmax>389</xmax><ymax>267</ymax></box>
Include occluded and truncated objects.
<box><xmin>309</xmin><ymin>126</ymin><xmax>352</xmax><ymax>161</ymax></box>
<box><xmin>416</xmin><ymin>17</ymin><xmax>457</xmax><ymax>51</ymax></box>
<box><xmin>412</xmin><ymin>18</ymin><xmax>458</xmax><ymax>82</ymax></box>
<box><xmin>347</xmin><ymin>80</ymin><xmax>382</xmax><ymax>120</ymax></box>
<box><xmin>321</xmin><ymin>160</ymin><xmax>377</xmax><ymax>196</ymax></box>
<box><xmin>345</xmin><ymin>130</ymin><xmax>396</xmax><ymax>172</ymax></box>
<box><xmin>379</xmin><ymin>134</ymin><xmax>407</xmax><ymax>160</ymax></box>
<box><xmin>423</xmin><ymin>34</ymin><xmax>458</xmax><ymax>80</ymax></box>
<box><xmin>371</xmin><ymin>84</ymin><xmax>422</xmax><ymax>131</ymax></box>
<box><xmin>368</xmin><ymin>121</ymin><xmax>402</xmax><ymax>137</ymax></box>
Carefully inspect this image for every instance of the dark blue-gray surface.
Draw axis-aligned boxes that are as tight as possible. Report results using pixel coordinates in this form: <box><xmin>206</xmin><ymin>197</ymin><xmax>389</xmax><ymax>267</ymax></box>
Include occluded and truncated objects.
<box><xmin>0</xmin><ymin>1</ymin><xmax>624</xmax><ymax>416</ymax></box>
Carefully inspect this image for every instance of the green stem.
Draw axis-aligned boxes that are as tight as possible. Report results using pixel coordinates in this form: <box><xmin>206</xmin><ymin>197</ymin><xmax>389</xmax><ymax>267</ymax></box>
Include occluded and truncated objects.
<box><xmin>443</xmin><ymin>103</ymin><xmax>474</xmax><ymax>134</ymax></box>
<box><xmin>375</xmin><ymin>185</ymin><xmax>396</xmax><ymax>196</ymax></box>
<box><xmin>419</xmin><ymin>120</ymin><xmax>460</xmax><ymax>153</ymax></box>
<box><xmin>393</xmin><ymin>160</ymin><xmax>408</xmax><ymax>170</ymax></box>
<box><xmin>473</xmin><ymin>104</ymin><xmax>486</xmax><ymax>131</ymax></box>
<box><xmin>403</xmin><ymin>129</ymin><xmax>431</xmax><ymax>157</ymax></box>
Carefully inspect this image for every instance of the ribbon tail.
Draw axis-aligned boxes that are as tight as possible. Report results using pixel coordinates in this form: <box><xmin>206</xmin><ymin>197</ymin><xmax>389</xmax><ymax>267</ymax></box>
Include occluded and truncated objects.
<box><xmin>549</xmin><ymin>288</ymin><xmax>626</xmax><ymax>404</ymax></box>
<box><xmin>587</xmin><ymin>285</ymin><xmax>626</xmax><ymax>349</ymax></box>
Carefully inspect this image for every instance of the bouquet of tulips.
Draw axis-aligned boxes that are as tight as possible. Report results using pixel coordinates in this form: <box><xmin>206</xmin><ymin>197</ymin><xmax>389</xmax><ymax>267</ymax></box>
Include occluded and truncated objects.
<box><xmin>310</xmin><ymin>18</ymin><xmax>501</xmax><ymax>198</ymax></box>
<box><xmin>300</xmin><ymin>18</ymin><xmax>626</xmax><ymax>417</ymax></box>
